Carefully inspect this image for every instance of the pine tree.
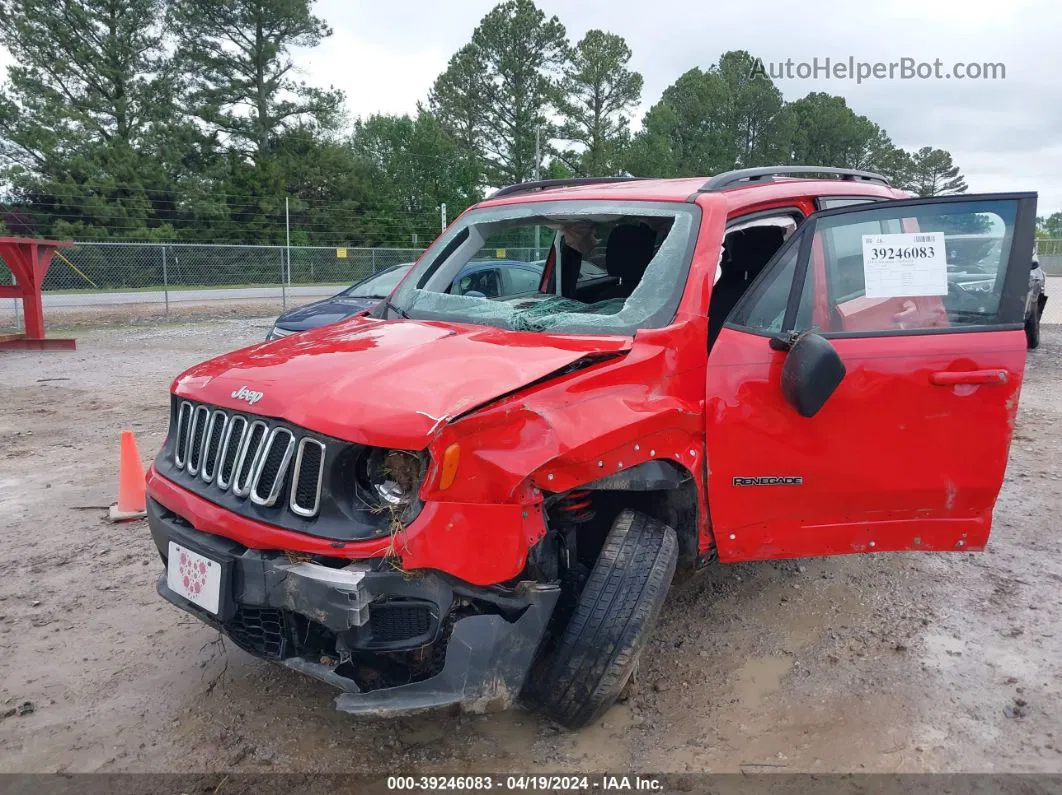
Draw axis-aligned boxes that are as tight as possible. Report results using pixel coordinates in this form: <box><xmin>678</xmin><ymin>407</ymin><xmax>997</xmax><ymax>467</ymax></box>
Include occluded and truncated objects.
<box><xmin>172</xmin><ymin>0</ymin><xmax>343</xmax><ymax>159</ymax></box>
<box><xmin>557</xmin><ymin>30</ymin><xmax>643</xmax><ymax>177</ymax></box>
<box><xmin>0</xmin><ymin>0</ymin><xmax>179</xmax><ymax>238</ymax></box>
<box><xmin>907</xmin><ymin>146</ymin><xmax>968</xmax><ymax>196</ymax></box>
<box><xmin>432</xmin><ymin>0</ymin><xmax>568</xmax><ymax>187</ymax></box>
<box><xmin>428</xmin><ymin>44</ymin><xmax>490</xmax><ymax>197</ymax></box>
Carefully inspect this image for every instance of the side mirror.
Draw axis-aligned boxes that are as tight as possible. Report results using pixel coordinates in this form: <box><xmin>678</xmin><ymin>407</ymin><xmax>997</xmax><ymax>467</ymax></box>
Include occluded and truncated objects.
<box><xmin>779</xmin><ymin>333</ymin><xmax>846</xmax><ymax>418</ymax></box>
<box><xmin>1032</xmin><ymin>259</ymin><xmax>1039</xmax><ymax>271</ymax></box>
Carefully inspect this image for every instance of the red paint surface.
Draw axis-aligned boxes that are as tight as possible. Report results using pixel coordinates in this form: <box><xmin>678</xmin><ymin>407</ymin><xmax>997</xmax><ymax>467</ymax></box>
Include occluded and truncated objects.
<box><xmin>706</xmin><ymin>326</ymin><xmax>1026</xmax><ymax>560</ymax></box>
<box><xmin>173</xmin><ymin>318</ymin><xmax>629</xmax><ymax>450</ymax></box>
<box><xmin>148</xmin><ymin>178</ymin><xmax>1029</xmax><ymax>585</ymax></box>
<box><xmin>148</xmin><ymin>465</ymin><xmax>546</xmax><ymax>586</ymax></box>
<box><xmin>0</xmin><ymin>237</ymin><xmax>74</xmax><ymax>349</ymax></box>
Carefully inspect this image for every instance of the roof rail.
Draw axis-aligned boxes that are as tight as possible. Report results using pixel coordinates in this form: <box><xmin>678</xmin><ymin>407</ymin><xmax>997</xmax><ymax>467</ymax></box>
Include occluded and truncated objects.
<box><xmin>488</xmin><ymin>176</ymin><xmax>649</xmax><ymax>200</ymax></box>
<box><xmin>698</xmin><ymin>166</ymin><xmax>890</xmax><ymax>192</ymax></box>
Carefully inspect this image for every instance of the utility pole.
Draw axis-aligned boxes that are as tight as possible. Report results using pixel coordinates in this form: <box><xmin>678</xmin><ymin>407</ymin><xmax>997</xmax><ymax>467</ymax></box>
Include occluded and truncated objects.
<box><xmin>533</xmin><ymin>127</ymin><xmax>541</xmax><ymax>259</ymax></box>
<box><xmin>440</xmin><ymin>203</ymin><xmax>447</xmax><ymax>233</ymax></box>
<box><xmin>285</xmin><ymin>196</ymin><xmax>291</xmax><ymax>286</ymax></box>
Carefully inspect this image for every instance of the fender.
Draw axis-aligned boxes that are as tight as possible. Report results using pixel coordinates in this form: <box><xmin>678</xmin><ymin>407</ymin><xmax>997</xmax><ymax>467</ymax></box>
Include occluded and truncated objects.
<box><xmin>580</xmin><ymin>460</ymin><xmax>690</xmax><ymax>491</ymax></box>
<box><xmin>421</xmin><ymin>316</ymin><xmax>715</xmax><ymax>557</ymax></box>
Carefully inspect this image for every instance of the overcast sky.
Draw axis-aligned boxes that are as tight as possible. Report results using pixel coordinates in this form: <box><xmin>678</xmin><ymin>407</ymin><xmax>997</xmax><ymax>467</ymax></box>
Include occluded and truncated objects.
<box><xmin>299</xmin><ymin>0</ymin><xmax>1061</xmax><ymax>215</ymax></box>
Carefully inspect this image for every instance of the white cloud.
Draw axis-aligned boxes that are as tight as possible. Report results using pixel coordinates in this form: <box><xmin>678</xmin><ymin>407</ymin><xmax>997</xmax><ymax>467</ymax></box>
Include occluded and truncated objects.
<box><xmin>3</xmin><ymin>0</ymin><xmax>1058</xmax><ymax>213</ymax></box>
<box><xmin>298</xmin><ymin>0</ymin><xmax>1061</xmax><ymax>213</ymax></box>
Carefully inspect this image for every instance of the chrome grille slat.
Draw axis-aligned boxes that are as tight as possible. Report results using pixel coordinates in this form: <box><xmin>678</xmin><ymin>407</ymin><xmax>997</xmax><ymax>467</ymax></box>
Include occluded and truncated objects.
<box><xmin>169</xmin><ymin>402</ymin><xmax>327</xmax><ymax>518</ymax></box>
<box><xmin>200</xmin><ymin>410</ymin><xmax>228</xmax><ymax>482</ymax></box>
<box><xmin>174</xmin><ymin>401</ymin><xmax>193</xmax><ymax>469</ymax></box>
<box><xmin>232</xmin><ymin>420</ymin><xmax>269</xmax><ymax>498</ymax></box>
<box><xmin>290</xmin><ymin>438</ymin><xmax>326</xmax><ymax>517</ymax></box>
<box><xmin>216</xmin><ymin>415</ymin><xmax>248</xmax><ymax>491</ymax></box>
<box><xmin>250</xmin><ymin>428</ymin><xmax>296</xmax><ymax>507</ymax></box>
<box><xmin>186</xmin><ymin>405</ymin><xmax>210</xmax><ymax>475</ymax></box>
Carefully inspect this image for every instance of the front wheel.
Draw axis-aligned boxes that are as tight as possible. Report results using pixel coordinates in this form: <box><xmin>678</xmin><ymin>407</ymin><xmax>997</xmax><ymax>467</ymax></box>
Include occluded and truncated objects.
<box><xmin>525</xmin><ymin>509</ymin><xmax>678</xmax><ymax>729</ymax></box>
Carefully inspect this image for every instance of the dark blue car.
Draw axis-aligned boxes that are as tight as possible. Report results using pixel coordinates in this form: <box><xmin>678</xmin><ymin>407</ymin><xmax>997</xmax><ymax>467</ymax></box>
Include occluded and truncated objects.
<box><xmin>267</xmin><ymin>259</ymin><xmax>544</xmax><ymax>340</ymax></box>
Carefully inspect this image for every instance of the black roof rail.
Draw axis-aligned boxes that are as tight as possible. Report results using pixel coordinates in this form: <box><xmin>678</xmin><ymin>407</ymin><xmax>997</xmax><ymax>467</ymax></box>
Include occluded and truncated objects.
<box><xmin>698</xmin><ymin>166</ymin><xmax>890</xmax><ymax>193</ymax></box>
<box><xmin>488</xmin><ymin>176</ymin><xmax>649</xmax><ymax>200</ymax></box>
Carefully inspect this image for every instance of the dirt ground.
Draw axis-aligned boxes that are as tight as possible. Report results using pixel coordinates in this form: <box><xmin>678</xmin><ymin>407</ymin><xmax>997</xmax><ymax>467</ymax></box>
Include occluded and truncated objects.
<box><xmin>1</xmin><ymin>317</ymin><xmax>1060</xmax><ymax>776</ymax></box>
<box><xmin>0</xmin><ymin>297</ymin><xmax>309</xmax><ymax>335</ymax></box>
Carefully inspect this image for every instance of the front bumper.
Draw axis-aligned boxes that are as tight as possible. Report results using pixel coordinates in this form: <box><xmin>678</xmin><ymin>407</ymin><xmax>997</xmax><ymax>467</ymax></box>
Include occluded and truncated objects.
<box><xmin>148</xmin><ymin>498</ymin><xmax>559</xmax><ymax>716</ymax></box>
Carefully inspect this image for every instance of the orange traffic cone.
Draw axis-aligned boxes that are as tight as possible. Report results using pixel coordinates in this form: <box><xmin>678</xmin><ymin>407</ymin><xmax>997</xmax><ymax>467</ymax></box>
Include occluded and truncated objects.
<box><xmin>108</xmin><ymin>430</ymin><xmax>147</xmax><ymax>522</ymax></box>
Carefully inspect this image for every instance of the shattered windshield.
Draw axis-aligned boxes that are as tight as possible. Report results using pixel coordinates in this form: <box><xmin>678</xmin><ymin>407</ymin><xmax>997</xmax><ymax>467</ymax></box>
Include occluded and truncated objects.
<box><xmin>385</xmin><ymin>200</ymin><xmax>699</xmax><ymax>335</ymax></box>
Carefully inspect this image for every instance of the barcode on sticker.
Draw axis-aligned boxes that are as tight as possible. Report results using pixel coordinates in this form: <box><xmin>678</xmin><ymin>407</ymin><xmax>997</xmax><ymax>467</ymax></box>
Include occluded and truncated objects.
<box><xmin>913</xmin><ymin>234</ymin><xmax>936</xmax><ymax>243</ymax></box>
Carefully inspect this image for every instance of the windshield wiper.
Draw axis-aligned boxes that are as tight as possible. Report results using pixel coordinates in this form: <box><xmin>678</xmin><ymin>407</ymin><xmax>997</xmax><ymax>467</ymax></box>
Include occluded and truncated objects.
<box><xmin>381</xmin><ymin>300</ymin><xmax>409</xmax><ymax>319</ymax></box>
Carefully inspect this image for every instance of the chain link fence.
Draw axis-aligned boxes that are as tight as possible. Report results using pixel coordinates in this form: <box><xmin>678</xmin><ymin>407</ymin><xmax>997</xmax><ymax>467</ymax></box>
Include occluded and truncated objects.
<box><xmin>44</xmin><ymin>242</ymin><xmax>425</xmax><ymax>294</ymax></box>
<box><xmin>0</xmin><ymin>241</ymin><xmax>545</xmax><ymax>332</ymax></box>
<box><xmin>0</xmin><ymin>235</ymin><xmax>1058</xmax><ymax>334</ymax></box>
<box><xmin>1037</xmin><ymin>239</ymin><xmax>1062</xmax><ymax>276</ymax></box>
<box><xmin>0</xmin><ymin>243</ymin><xmax>425</xmax><ymax>332</ymax></box>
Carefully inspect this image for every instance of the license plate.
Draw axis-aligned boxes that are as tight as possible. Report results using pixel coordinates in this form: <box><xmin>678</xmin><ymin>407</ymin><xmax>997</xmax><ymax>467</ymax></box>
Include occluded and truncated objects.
<box><xmin>167</xmin><ymin>541</ymin><xmax>222</xmax><ymax>615</ymax></box>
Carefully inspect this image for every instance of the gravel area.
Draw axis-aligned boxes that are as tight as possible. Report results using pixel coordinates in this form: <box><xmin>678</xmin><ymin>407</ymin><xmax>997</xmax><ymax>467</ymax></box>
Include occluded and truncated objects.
<box><xmin>1</xmin><ymin>318</ymin><xmax>1060</xmax><ymax>775</ymax></box>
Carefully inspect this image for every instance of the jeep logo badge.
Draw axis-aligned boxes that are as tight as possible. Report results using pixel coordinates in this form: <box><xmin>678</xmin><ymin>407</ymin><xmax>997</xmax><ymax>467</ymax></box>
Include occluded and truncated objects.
<box><xmin>231</xmin><ymin>385</ymin><xmax>264</xmax><ymax>405</ymax></box>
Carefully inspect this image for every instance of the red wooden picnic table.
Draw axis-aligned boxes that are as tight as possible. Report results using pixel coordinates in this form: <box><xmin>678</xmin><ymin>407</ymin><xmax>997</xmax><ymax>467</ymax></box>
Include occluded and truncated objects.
<box><xmin>0</xmin><ymin>237</ymin><xmax>75</xmax><ymax>350</ymax></box>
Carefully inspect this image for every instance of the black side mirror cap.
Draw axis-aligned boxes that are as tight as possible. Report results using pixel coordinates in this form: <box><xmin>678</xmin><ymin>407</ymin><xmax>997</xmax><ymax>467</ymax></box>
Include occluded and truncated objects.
<box><xmin>780</xmin><ymin>333</ymin><xmax>846</xmax><ymax>418</ymax></box>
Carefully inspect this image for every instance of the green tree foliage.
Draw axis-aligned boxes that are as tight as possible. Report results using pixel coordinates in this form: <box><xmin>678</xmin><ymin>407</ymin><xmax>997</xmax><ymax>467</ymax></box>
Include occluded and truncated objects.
<box><xmin>715</xmin><ymin>50</ymin><xmax>789</xmax><ymax>168</ymax></box>
<box><xmin>428</xmin><ymin>44</ymin><xmax>490</xmax><ymax>195</ymax></box>
<box><xmin>0</xmin><ymin>0</ymin><xmax>180</xmax><ymax>238</ymax></box>
<box><xmin>628</xmin><ymin>67</ymin><xmax>726</xmax><ymax>176</ymax></box>
<box><xmin>1037</xmin><ymin>211</ymin><xmax>1062</xmax><ymax>238</ymax></box>
<box><xmin>906</xmin><ymin>146</ymin><xmax>969</xmax><ymax>196</ymax></box>
<box><xmin>453</xmin><ymin>0</ymin><xmax>569</xmax><ymax>186</ymax></box>
<box><xmin>775</xmin><ymin>91</ymin><xmax>924</xmax><ymax>191</ymax></box>
<box><xmin>172</xmin><ymin>0</ymin><xmax>343</xmax><ymax>158</ymax></box>
<box><xmin>626</xmin><ymin>51</ymin><xmax>787</xmax><ymax>177</ymax></box>
<box><xmin>0</xmin><ymin>0</ymin><xmax>987</xmax><ymax>247</ymax></box>
<box><xmin>787</xmin><ymin>93</ymin><xmax>890</xmax><ymax>170</ymax></box>
<box><xmin>557</xmin><ymin>30</ymin><xmax>643</xmax><ymax>177</ymax></box>
<box><xmin>350</xmin><ymin>112</ymin><xmax>482</xmax><ymax>245</ymax></box>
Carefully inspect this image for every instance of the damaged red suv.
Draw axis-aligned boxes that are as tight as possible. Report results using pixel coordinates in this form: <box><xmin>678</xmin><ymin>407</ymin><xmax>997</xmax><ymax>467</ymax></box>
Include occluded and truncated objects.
<box><xmin>147</xmin><ymin>167</ymin><xmax>1037</xmax><ymax>728</ymax></box>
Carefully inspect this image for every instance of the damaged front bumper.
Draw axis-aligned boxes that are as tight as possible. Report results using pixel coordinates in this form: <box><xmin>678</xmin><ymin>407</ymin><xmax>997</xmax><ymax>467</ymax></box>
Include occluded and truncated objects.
<box><xmin>147</xmin><ymin>498</ymin><xmax>559</xmax><ymax>716</ymax></box>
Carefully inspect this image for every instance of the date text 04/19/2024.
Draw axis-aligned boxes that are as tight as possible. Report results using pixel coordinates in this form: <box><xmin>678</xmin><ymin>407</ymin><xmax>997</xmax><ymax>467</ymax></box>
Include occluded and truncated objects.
<box><xmin>386</xmin><ymin>775</ymin><xmax>664</xmax><ymax>791</ymax></box>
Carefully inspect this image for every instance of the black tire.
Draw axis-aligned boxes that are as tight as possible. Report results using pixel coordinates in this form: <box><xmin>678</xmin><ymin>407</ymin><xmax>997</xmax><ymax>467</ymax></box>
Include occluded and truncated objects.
<box><xmin>1026</xmin><ymin>308</ymin><xmax>1041</xmax><ymax>350</ymax></box>
<box><xmin>527</xmin><ymin>509</ymin><xmax>678</xmax><ymax>729</ymax></box>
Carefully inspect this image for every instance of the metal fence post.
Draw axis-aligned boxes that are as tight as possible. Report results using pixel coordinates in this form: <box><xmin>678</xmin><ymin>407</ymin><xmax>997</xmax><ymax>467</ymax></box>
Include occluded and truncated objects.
<box><xmin>162</xmin><ymin>245</ymin><xmax>169</xmax><ymax>315</ymax></box>
<box><xmin>13</xmin><ymin>294</ymin><xmax>20</xmax><ymax>333</ymax></box>
<box><xmin>280</xmin><ymin>247</ymin><xmax>287</xmax><ymax>310</ymax></box>
<box><xmin>371</xmin><ymin>248</ymin><xmax>376</xmax><ymax>273</ymax></box>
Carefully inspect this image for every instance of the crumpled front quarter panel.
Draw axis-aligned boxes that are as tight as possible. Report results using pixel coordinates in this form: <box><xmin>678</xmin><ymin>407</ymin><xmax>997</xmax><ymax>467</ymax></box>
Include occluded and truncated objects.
<box><xmin>420</xmin><ymin>318</ymin><xmax>713</xmax><ymax>562</ymax></box>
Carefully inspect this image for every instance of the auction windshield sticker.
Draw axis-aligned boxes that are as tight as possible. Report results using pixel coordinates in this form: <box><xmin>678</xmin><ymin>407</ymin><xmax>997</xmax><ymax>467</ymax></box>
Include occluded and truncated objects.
<box><xmin>861</xmin><ymin>232</ymin><xmax>948</xmax><ymax>298</ymax></box>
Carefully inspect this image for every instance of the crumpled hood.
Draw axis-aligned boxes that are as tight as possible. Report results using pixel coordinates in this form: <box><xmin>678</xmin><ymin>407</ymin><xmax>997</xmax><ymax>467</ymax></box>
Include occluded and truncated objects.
<box><xmin>174</xmin><ymin>317</ymin><xmax>630</xmax><ymax>449</ymax></box>
<box><xmin>274</xmin><ymin>296</ymin><xmax>378</xmax><ymax>331</ymax></box>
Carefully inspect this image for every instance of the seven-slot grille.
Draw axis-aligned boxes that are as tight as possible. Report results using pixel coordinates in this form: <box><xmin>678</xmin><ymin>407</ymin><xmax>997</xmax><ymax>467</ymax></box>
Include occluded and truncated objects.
<box><xmin>172</xmin><ymin>400</ymin><xmax>325</xmax><ymax>517</ymax></box>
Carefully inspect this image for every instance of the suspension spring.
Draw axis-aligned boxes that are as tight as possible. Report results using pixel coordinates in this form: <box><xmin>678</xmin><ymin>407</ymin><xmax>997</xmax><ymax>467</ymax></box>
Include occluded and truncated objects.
<box><xmin>555</xmin><ymin>489</ymin><xmax>595</xmax><ymax>524</ymax></box>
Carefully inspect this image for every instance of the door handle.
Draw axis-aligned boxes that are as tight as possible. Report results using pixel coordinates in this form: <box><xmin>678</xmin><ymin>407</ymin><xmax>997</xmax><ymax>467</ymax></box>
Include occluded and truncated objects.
<box><xmin>930</xmin><ymin>369</ymin><xmax>1009</xmax><ymax>386</ymax></box>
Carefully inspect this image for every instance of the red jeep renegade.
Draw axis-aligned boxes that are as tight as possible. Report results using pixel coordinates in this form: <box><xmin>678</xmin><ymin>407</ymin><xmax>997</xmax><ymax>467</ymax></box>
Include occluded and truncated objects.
<box><xmin>146</xmin><ymin>167</ymin><xmax>1037</xmax><ymax>728</ymax></box>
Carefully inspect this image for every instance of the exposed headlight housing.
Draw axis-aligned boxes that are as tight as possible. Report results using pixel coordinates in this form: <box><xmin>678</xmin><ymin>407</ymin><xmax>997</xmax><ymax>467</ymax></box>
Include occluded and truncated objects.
<box><xmin>357</xmin><ymin>449</ymin><xmax>426</xmax><ymax>518</ymax></box>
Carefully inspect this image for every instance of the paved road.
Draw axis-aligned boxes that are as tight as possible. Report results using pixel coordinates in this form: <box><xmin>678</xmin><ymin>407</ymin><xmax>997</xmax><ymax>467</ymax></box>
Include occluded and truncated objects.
<box><xmin>16</xmin><ymin>284</ymin><xmax>340</xmax><ymax>309</ymax></box>
<box><xmin>1043</xmin><ymin>276</ymin><xmax>1062</xmax><ymax>324</ymax></box>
